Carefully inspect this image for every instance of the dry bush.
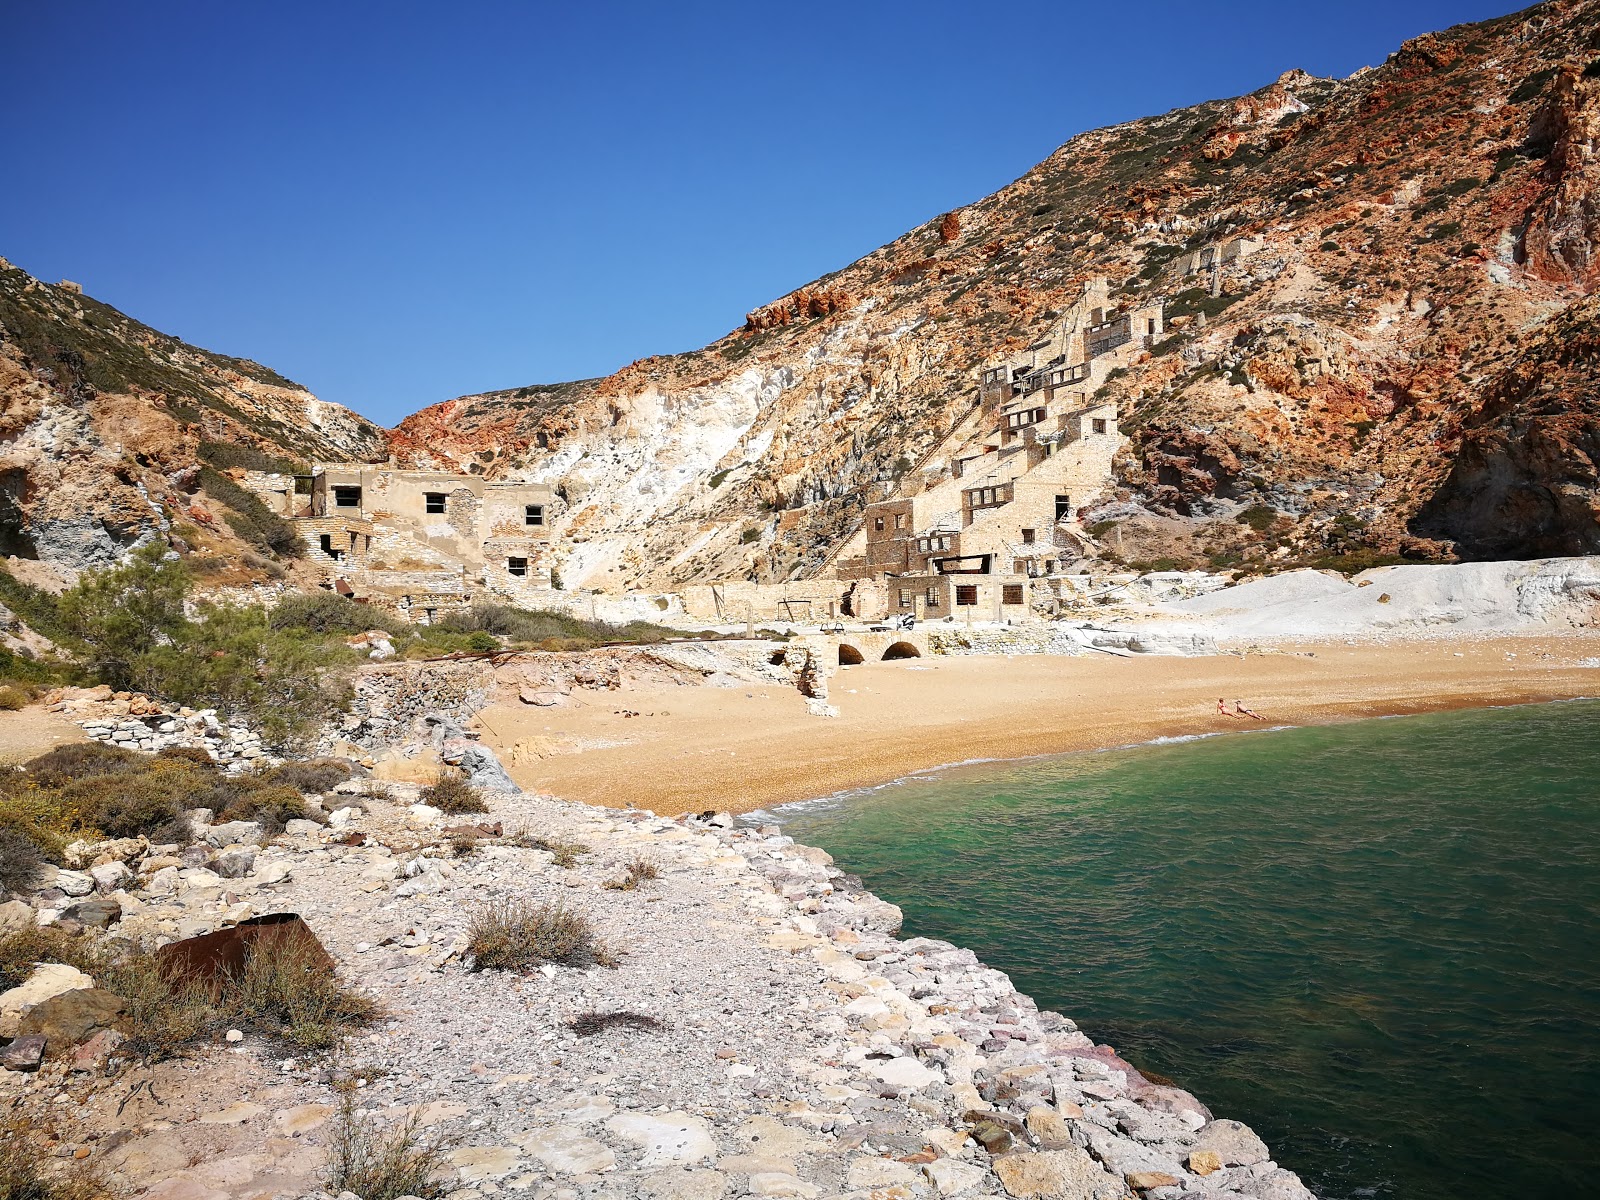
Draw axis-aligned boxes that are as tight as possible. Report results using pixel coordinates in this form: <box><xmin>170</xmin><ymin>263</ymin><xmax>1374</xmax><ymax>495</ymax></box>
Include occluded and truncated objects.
<box><xmin>323</xmin><ymin>1093</ymin><xmax>448</xmax><ymax>1200</ymax></box>
<box><xmin>447</xmin><ymin>831</ymin><xmax>478</xmax><ymax>858</ymax></box>
<box><xmin>0</xmin><ymin>687</ymin><xmax>27</xmax><ymax>712</ymax></box>
<box><xmin>98</xmin><ymin>936</ymin><xmax>377</xmax><ymax>1061</ymax></box>
<box><xmin>567</xmin><ymin>1010</ymin><xmax>663</xmax><ymax>1037</ymax></box>
<box><xmin>0</xmin><ymin>927</ymin><xmax>101</xmax><ymax>991</ymax></box>
<box><xmin>467</xmin><ymin>898</ymin><xmax>615</xmax><ymax>971</ymax></box>
<box><xmin>358</xmin><ymin>779</ymin><xmax>393</xmax><ymax>803</ymax></box>
<box><xmin>231</xmin><ymin>938</ymin><xmax>379</xmax><ymax>1051</ymax></box>
<box><xmin>420</xmin><ymin>771</ymin><xmax>486</xmax><ymax>815</ymax></box>
<box><xmin>0</xmin><ymin>1117</ymin><xmax>115</xmax><ymax>1200</ymax></box>
<box><xmin>261</xmin><ymin>758</ymin><xmax>354</xmax><ymax>794</ymax></box>
<box><xmin>214</xmin><ymin>782</ymin><xmax>320</xmax><ymax>834</ymax></box>
<box><xmin>602</xmin><ymin>857</ymin><xmax>659</xmax><ymax>892</ymax></box>
<box><xmin>57</xmin><ymin>774</ymin><xmax>188</xmax><ymax>842</ymax></box>
<box><xmin>101</xmin><ymin>949</ymin><xmax>220</xmax><ymax>1062</ymax></box>
<box><xmin>22</xmin><ymin>743</ymin><xmax>140</xmax><ymax>787</ymax></box>
<box><xmin>154</xmin><ymin>745</ymin><xmax>215</xmax><ymax>767</ymax></box>
<box><xmin>504</xmin><ymin>827</ymin><xmax>586</xmax><ymax>867</ymax></box>
<box><xmin>0</xmin><ymin>827</ymin><xmax>47</xmax><ymax>893</ymax></box>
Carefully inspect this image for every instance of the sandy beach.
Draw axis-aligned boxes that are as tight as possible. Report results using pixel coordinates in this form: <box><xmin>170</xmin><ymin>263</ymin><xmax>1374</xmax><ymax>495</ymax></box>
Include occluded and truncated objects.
<box><xmin>471</xmin><ymin>631</ymin><xmax>1600</xmax><ymax>815</ymax></box>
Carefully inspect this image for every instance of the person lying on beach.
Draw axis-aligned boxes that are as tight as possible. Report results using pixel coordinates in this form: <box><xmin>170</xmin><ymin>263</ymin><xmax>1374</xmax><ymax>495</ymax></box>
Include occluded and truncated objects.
<box><xmin>1217</xmin><ymin>698</ymin><xmax>1238</xmax><ymax>718</ymax></box>
<box><xmin>1234</xmin><ymin>700</ymin><xmax>1268</xmax><ymax>721</ymax></box>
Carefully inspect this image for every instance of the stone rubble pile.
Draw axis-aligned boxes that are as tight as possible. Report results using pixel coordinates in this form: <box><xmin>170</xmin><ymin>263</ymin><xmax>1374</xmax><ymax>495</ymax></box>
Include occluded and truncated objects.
<box><xmin>45</xmin><ymin>685</ymin><xmax>278</xmax><ymax>766</ymax></box>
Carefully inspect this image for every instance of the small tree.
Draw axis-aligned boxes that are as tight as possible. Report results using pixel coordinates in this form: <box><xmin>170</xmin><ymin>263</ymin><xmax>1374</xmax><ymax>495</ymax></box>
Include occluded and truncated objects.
<box><xmin>55</xmin><ymin>543</ymin><xmax>189</xmax><ymax>690</ymax></box>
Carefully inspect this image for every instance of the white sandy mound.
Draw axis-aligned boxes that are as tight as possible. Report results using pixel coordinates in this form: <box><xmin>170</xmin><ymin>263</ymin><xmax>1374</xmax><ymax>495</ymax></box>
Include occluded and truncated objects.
<box><xmin>1158</xmin><ymin>558</ymin><xmax>1600</xmax><ymax>639</ymax></box>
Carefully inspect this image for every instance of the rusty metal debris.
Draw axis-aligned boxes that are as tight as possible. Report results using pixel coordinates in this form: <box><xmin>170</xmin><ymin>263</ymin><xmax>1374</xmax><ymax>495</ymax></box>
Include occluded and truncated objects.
<box><xmin>154</xmin><ymin>913</ymin><xmax>332</xmax><ymax>992</ymax></box>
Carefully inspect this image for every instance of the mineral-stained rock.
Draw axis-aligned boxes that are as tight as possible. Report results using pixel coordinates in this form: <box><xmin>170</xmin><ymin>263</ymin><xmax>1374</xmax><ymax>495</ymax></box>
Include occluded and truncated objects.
<box><xmin>992</xmin><ymin>1147</ymin><xmax>1128</xmax><ymax>1199</ymax></box>
<box><xmin>1</xmin><ymin>1034</ymin><xmax>45</xmax><ymax>1071</ymax></box>
<box><xmin>0</xmin><ymin>963</ymin><xmax>95</xmax><ymax>1037</ymax></box>
<box><xmin>1188</xmin><ymin>1148</ymin><xmax>1224</xmax><ymax>1175</ymax></box>
<box><xmin>19</xmin><ymin>986</ymin><xmax>123</xmax><ymax>1046</ymax></box>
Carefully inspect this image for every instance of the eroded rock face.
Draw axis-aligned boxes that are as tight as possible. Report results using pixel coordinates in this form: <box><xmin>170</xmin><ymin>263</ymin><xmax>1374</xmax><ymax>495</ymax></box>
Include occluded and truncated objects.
<box><xmin>1413</xmin><ymin>295</ymin><xmax>1600</xmax><ymax>558</ymax></box>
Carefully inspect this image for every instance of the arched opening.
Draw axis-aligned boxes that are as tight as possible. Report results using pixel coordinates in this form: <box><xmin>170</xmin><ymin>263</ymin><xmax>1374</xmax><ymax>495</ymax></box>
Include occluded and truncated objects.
<box><xmin>767</xmin><ymin>649</ymin><xmax>787</xmax><ymax>666</ymax></box>
<box><xmin>838</xmin><ymin>644</ymin><xmax>865</xmax><ymax>665</ymax></box>
<box><xmin>882</xmin><ymin>641</ymin><xmax>921</xmax><ymax>660</ymax></box>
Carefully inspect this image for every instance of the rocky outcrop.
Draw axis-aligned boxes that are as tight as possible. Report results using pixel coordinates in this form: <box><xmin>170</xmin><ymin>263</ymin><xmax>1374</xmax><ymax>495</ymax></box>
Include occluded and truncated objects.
<box><xmin>0</xmin><ymin>260</ymin><xmax>384</xmax><ymax>571</ymax></box>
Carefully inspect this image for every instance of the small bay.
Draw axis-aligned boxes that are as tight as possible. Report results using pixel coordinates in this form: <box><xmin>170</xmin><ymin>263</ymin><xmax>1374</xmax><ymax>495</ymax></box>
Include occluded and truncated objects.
<box><xmin>778</xmin><ymin>699</ymin><xmax>1600</xmax><ymax>1200</ymax></box>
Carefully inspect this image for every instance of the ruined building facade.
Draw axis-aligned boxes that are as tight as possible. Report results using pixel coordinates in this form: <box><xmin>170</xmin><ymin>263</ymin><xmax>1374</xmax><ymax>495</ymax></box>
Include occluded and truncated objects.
<box><xmin>828</xmin><ymin>279</ymin><xmax>1159</xmax><ymax>621</ymax></box>
<box><xmin>243</xmin><ymin>463</ymin><xmax>556</xmax><ymax>623</ymax></box>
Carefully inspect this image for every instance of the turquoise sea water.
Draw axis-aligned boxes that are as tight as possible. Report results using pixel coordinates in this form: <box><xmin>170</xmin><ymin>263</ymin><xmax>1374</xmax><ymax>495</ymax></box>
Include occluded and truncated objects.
<box><xmin>776</xmin><ymin>700</ymin><xmax>1600</xmax><ymax>1200</ymax></box>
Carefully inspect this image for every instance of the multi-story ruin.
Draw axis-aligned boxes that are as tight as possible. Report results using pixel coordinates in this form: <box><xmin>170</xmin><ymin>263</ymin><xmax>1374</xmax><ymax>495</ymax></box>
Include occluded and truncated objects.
<box><xmin>827</xmin><ymin>278</ymin><xmax>1159</xmax><ymax>621</ymax></box>
<box><xmin>242</xmin><ymin>462</ymin><xmax>556</xmax><ymax>623</ymax></box>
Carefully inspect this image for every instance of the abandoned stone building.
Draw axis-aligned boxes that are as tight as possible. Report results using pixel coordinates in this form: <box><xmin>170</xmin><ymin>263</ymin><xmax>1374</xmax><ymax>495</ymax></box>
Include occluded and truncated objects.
<box><xmin>241</xmin><ymin>462</ymin><xmax>556</xmax><ymax>623</ymax></box>
<box><xmin>826</xmin><ymin>278</ymin><xmax>1158</xmax><ymax>621</ymax></box>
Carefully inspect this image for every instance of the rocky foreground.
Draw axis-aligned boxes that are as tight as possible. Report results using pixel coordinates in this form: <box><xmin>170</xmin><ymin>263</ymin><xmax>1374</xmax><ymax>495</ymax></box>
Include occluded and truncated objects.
<box><xmin>3</xmin><ymin>768</ymin><xmax>1314</xmax><ymax>1200</ymax></box>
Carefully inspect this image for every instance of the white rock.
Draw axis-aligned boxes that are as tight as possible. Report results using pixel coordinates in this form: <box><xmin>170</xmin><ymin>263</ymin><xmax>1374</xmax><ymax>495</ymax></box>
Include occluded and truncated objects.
<box><xmin>448</xmin><ymin>1145</ymin><xmax>524</xmax><ymax>1181</ymax></box>
<box><xmin>747</xmin><ymin>1173</ymin><xmax>822</xmax><ymax>1198</ymax></box>
<box><xmin>55</xmin><ymin>870</ymin><xmax>94</xmax><ymax>898</ymax></box>
<box><xmin>88</xmin><ymin>861</ymin><xmax>133</xmax><ymax>893</ymax></box>
<box><xmin>864</xmin><ymin>1056</ymin><xmax>942</xmax><ymax>1090</ymax></box>
<box><xmin>604</xmin><ymin>1111</ymin><xmax>718</xmax><ymax>1167</ymax></box>
<box><xmin>327</xmin><ymin>807</ymin><xmax>359</xmax><ymax>829</ymax></box>
<box><xmin>518</xmin><ymin>1125</ymin><xmax>617</xmax><ymax>1174</ymax></box>
<box><xmin>924</xmin><ymin>1158</ymin><xmax>990</xmax><ymax>1196</ymax></box>
<box><xmin>256</xmin><ymin>862</ymin><xmax>293</xmax><ymax>886</ymax></box>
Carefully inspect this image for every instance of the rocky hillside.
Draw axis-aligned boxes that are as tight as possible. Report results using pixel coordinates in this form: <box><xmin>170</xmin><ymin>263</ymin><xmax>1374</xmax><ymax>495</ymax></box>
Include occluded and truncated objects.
<box><xmin>390</xmin><ymin>0</ymin><xmax>1600</xmax><ymax>588</ymax></box>
<box><xmin>0</xmin><ymin>261</ymin><xmax>384</xmax><ymax>573</ymax></box>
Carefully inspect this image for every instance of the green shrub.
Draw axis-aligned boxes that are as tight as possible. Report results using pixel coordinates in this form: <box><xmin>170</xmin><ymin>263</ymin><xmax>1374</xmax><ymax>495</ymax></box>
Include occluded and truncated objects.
<box><xmin>437</xmin><ymin>603</ymin><xmax>671</xmax><ymax>650</ymax></box>
<box><xmin>198</xmin><ymin>467</ymin><xmax>304</xmax><ymax>558</ymax></box>
<box><xmin>1235</xmin><ymin>504</ymin><xmax>1280</xmax><ymax>533</ymax></box>
<box><xmin>269</xmin><ymin>592</ymin><xmax>398</xmax><ymax>637</ymax></box>
<box><xmin>197</xmin><ymin>440</ymin><xmax>307</xmax><ymax>476</ymax></box>
<box><xmin>59</xmin><ymin>773</ymin><xmax>188</xmax><ymax>841</ymax></box>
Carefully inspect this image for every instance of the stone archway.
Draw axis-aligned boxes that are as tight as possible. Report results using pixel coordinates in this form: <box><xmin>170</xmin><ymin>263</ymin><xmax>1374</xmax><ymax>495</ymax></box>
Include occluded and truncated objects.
<box><xmin>838</xmin><ymin>643</ymin><xmax>865</xmax><ymax>665</ymax></box>
<box><xmin>882</xmin><ymin>641</ymin><xmax>921</xmax><ymax>660</ymax></box>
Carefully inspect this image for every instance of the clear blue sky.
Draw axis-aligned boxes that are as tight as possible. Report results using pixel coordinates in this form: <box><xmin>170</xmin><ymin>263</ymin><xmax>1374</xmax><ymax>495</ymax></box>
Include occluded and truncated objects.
<box><xmin>4</xmin><ymin>1</ymin><xmax>1514</xmax><ymax>426</ymax></box>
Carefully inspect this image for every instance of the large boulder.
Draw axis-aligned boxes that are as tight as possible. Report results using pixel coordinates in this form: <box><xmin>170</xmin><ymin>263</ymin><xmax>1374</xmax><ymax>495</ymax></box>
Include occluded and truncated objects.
<box><xmin>19</xmin><ymin>987</ymin><xmax>124</xmax><ymax>1046</ymax></box>
<box><xmin>1191</xmin><ymin>1119</ymin><xmax>1270</xmax><ymax>1168</ymax></box>
<box><xmin>991</xmin><ymin>1146</ymin><xmax>1127</xmax><ymax>1199</ymax></box>
<box><xmin>0</xmin><ymin>964</ymin><xmax>95</xmax><ymax>1037</ymax></box>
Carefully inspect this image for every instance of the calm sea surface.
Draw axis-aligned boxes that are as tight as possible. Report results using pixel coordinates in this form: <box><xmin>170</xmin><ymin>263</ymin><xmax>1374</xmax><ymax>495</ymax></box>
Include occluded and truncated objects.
<box><xmin>775</xmin><ymin>700</ymin><xmax>1600</xmax><ymax>1200</ymax></box>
